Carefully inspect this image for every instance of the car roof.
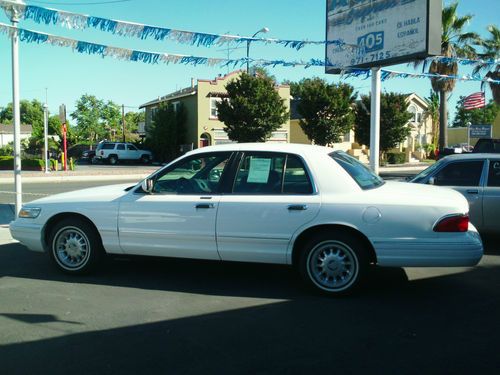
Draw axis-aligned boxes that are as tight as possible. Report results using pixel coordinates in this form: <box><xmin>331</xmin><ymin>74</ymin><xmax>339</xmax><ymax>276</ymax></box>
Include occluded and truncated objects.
<box><xmin>442</xmin><ymin>153</ymin><xmax>500</xmax><ymax>161</ymax></box>
<box><xmin>186</xmin><ymin>143</ymin><xmax>335</xmax><ymax>156</ymax></box>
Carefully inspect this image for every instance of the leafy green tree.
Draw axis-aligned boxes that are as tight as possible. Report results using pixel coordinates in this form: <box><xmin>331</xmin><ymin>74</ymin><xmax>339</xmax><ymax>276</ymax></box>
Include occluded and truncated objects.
<box><xmin>217</xmin><ymin>73</ymin><xmax>289</xmax><ymax>142</ymax></box>
<box><xmin>473</xmin><ymin>25</ymin><xmax>500</xmax><ymax>104</ymax></box>
<box><xmin>71</xmin><ymin>95</ymin><xmax>105</xmax><ymax>144</ymax></box>
<box><xmin>452</xmin><ymin>99</ymin><xmax>499</xmax><ymax>127</ymax></box>
<box><xmin>293</xmin><ymin>78</ymin><xmax>356</xmax><ymax>145</ymax></box>
<box><xmin>0</xmin><ymin>99</ymin><xmax>44</xmax><ymax>134</ymax></box>
<box><xmin>145</xmin><ymin>102</ymin><xmax>186</xmax><ymax>162</ymax></box>
<box><xmin>124</xmin><ymin>110</ymin><xmax>145</xmax><ymax>135</ymax></box>
<box><xmin>356</xmin><ymin>93</ymin><xmax>412</xmax><ymax>155</ymax></box>
<box><xmin>413</xmin><ymin>2</ymin><xmax>479</xmax><ymax>149</ymax></box>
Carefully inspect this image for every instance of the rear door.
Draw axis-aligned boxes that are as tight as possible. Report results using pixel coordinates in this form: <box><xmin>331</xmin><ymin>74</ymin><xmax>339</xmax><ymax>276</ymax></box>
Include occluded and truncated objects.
<box><xmin>482</xmin><ymin>159</ymin><xmax>500</xmax><ymax>232</ymax></box>
<box><xmin>216</xmin><ymin>152</ymin><xmax>320</xmax><ymax>264</ymax></box>
<box><xmin>433</xmin><ymin>160</ymin><xmax>485</xmax><ymax>229</ymax></box>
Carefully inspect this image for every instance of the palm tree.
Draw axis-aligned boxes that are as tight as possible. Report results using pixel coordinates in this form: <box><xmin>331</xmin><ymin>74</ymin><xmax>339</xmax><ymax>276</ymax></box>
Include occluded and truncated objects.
<box><xmin>416</xmin><ymin>2</ymin><xmax>479</xmax><ymax>150</ymax></box>
<box><xmin>423</xmin><ymin>90</ymin><xmax>440</xmax><ymax>148</ymax></box>
<box><xmin>473</xmin><ymin>25</ymin><xmax>500</xmax><ymax>104</ymax></box>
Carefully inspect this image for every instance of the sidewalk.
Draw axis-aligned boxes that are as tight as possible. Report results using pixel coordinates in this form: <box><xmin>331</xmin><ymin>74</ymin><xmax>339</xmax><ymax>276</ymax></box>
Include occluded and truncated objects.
<box><xmin>0</xmin><ymin>165</ymin><xmax>159</xmax><ymax>184</ymax></box>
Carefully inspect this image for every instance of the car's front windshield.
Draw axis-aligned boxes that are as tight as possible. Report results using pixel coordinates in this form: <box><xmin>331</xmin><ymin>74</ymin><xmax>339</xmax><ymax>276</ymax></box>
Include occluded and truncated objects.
<box><xmin>330</xmin><ymin>151</ymin><xmax>384</xmax><ymax>190</ymax></box>
<box><xmin>410</xmin><ymin>160</ymin><xmax>443</xmax><ymax>183</ymax></box>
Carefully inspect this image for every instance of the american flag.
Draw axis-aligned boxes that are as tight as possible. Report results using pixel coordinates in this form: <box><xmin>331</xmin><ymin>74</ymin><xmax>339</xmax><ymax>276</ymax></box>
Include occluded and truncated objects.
<box><xmin>463</xmin><ymin>92</ymin><xmax>486</xmax><ymax>110</ymax></box>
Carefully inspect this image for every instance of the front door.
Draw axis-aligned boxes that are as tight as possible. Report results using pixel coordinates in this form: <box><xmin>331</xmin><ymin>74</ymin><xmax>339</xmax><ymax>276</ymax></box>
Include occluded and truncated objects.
<box><xmin>118</xmin><ymin>152</ymin><xmax>232</xmax><ymax>259</ymax></box>
<box><xmin>217</xmin><ymin>152</ymin><xmax>320</xmax><ymax>264</ymax></box>
<box><xmin>483</xmin><ymin>159</ymin><xmax>500</xmax><ymax>232</ymax></box>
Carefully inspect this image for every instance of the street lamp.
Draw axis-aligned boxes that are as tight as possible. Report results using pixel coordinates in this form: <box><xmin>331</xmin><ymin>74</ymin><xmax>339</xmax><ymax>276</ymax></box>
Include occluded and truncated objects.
<box><xmin>3</xmin><ymin>0</ymin><xmax>24</xmax><ymax>215</ymax></box>
<box><xmin>246</xmin><ymin>27</ymin><xmax>269</xmax><ymax>74</ymax></box>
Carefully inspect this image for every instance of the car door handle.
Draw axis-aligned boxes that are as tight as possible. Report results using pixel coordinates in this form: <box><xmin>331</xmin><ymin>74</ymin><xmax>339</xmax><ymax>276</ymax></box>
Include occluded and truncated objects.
<box><xmin>288</xmin><ymin>204</ymin><xmax>308</xmax><ymax>211</ymax></box>
<box><xmin>195</xmin><ymin>203</ymin><xmax>214</xmax><ymax>209</ymax></box>
<box><xmin>466</xmin><ymin>189</ymin><xmax>479</xmax><ymax>195</ymax></box>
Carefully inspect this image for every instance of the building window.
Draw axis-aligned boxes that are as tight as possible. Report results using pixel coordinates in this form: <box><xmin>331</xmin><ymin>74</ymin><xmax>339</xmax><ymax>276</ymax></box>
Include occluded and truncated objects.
<box><xmin>151</xmin><ymin>106</ymin><xmax>158</xmax><ymax>120</ymax></box>
<box><xmin>172</xmin><ymin>101</ymin><xmax>180</xmax><ymax>112</ymax></box>
<box><xmin>408</xmin><ymin>105</ymin><xmax>417</xmax><ymax>122</ymax></box>
<box><xmin>210</xmin><ymin>98</ymin><xmax>221</xmax><ymax>119</ymax></box>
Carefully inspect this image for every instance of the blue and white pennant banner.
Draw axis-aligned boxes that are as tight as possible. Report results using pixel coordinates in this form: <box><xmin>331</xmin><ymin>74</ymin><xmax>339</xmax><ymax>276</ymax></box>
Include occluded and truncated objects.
<box><xmin>1</xmin><ymin>22</ymin><xmax>499</xmax><ymax>85</ymax></box>
<box><xmin>0</xmin><ymin>0</ymin><xmax>349</xmax><ymax>50</ymax></box>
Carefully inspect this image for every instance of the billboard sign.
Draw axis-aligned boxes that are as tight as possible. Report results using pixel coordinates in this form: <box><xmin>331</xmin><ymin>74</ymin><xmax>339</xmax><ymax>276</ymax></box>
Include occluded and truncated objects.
<box><xmin>469</xmin><ymin>124</ymin><xmax>492</xmax><ymax>138</ymax></box>
<box><xmin>326</xmin><ymin>0</ymin><xmax>441</xmax><ymax>73</ymax></box>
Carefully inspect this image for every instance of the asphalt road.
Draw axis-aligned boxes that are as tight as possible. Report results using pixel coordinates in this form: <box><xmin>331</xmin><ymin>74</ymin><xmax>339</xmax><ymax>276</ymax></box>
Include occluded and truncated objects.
<box><xmin>0</xmin><ymin>239</ymin><xmax>499</xmax><ymax>375</ymax></box>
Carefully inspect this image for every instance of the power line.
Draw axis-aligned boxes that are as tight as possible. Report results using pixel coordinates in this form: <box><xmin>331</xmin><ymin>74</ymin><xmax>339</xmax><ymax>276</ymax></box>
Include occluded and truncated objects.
<box><xmin>27</xmin><ymin>0</ymin><xmax>133</xmax><ymax>5</ymax></box>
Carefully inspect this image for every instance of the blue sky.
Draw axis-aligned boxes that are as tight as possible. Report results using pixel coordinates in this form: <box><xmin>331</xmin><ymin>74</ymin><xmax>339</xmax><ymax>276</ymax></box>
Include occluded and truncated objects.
<box><xmin>0</xmin><ymin>0</ymin><xmax>498</xmax><ymax>123</ymax></box>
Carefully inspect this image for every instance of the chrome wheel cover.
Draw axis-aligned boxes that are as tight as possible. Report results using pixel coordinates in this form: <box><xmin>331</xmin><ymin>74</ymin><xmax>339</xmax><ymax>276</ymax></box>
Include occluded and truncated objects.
<box><xmin>52</xmin><ymin>226</ymin><xmax>91</xmax><ymax>270</ymax></box>
<box><xmin>307</xmin><ymin>240</ymin><xmax>359</xmax><ymax>292</ymax></box>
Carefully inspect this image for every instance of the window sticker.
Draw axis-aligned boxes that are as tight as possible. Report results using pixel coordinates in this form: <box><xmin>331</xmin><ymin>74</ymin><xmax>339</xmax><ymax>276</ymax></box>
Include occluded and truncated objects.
<box><xmin>247</xmin><ymin>158</ymin><xmax>271</xmax><ymax>183</ymax></box>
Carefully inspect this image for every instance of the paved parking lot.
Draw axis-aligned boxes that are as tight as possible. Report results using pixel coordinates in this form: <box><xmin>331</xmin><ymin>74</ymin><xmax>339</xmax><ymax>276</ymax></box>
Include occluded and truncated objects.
<box><xmin>1</xmin><ymin>229</ymin><xmax>499</xmax><ymax>375</ymax></box>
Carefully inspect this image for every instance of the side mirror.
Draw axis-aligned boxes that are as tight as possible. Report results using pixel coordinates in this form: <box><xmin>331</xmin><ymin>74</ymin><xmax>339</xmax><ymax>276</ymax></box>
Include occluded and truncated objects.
<box><xmin>141</xmin><ymin>178</ymin><xmax>154</xmax><ymax>194</ymax></box>
<box><xmin>428</xmin><ymin>177</ymin><xmax>435</xmax><ymax>185</ymax></box>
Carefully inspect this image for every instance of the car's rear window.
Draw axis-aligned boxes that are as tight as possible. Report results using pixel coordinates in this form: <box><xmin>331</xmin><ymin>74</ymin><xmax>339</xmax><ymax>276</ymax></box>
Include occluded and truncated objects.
<box><xmin>330</xmin><ymin>152</ymin><xmax>384</xmax><ymax>190</ymax></box>
<box><xmin>97</xmin><ymin>143</ymin><xmax>115</xmax><ymax>150</ymax></box>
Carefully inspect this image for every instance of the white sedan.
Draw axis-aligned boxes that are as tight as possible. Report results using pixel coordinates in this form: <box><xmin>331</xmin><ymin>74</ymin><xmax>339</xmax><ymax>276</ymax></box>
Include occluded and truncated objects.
<box><xmin>10</xmin><ymin>143</ymin><xmax>483</xmax><ymax>295</ymax></box>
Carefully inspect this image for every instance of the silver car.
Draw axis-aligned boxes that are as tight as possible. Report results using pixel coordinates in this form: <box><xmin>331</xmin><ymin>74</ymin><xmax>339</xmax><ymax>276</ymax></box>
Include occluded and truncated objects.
<box><xmin>410</xmin><ymin>153</ymin><xmax>500</xmax><ymax>234</ymax></box>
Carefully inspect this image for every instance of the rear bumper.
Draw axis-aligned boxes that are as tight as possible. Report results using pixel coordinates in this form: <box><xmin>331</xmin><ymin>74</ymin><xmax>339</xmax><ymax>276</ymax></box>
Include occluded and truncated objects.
<box><xmin>9</xmin><ymin>221</ymin><xmax>45</xmax><ymax>252</ymax></box>
<box><xmin>373</xmin><ymin>229</ymin><xmax>483</xmax><ymax>267</ymax></box>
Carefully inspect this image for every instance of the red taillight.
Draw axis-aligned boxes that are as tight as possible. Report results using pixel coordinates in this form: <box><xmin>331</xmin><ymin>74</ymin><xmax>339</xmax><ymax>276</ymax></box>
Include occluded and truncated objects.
<box><xmin>433</xmin><ymin>214</ymin><xmax>469</xmax><ymax>232</ymax></box>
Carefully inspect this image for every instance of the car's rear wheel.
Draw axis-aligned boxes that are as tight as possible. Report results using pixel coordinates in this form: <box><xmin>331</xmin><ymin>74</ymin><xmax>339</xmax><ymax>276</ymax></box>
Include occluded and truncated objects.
<box><xmin>299</xmin><ymin>232</ymin><xmax>368</xmax><ymax>296</ymax></box>
<box><xmin>48</xmin><ymin>218</ymin><xmax>103</xmax><ymax>274</ymax></box>
<box><xmin>140</xmin><ymin>154</ymin><xmax>150</xmax><ymax>164</ymax></box>
<box><xmin>108</xmin><ymin>155</ymin><xmax>118</xmax><ymax>165</ymax></box>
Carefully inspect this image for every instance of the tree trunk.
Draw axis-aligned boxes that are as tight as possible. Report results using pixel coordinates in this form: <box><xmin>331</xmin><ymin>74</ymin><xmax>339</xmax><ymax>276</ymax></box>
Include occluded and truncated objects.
<box><xmin>439</xmin><ymin>90</ymin><xmax>448</xmax><ymax>150</ymax></box>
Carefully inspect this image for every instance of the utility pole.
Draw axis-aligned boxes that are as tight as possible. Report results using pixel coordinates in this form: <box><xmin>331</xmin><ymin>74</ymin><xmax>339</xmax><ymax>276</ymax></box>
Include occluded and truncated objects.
<box><xmin>43</xmin><ymin>88</ymin><xmax>49</xmax><ymax>173</ymax></box>
<box><xmin>122</xmin><ymin>104</ymin><xmax>126</xmax><ymax>142</ymax></box>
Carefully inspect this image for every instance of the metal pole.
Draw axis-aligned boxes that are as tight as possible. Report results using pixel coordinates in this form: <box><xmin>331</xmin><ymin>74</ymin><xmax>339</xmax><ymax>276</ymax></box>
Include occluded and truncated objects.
<box><xmin>8</xmin><ymin>1</ymin><xmax>23</xmax><ymax>216</ymax></box>
<box><xmin>246</xmin><ymin>27</ymin><xmax>269</xmax><ymax>74</ymax></box>
<box><xmin>43</xmin><ymin>103</ymin><xmax>49</xmax><ymax>173</ymax></box>
<box><xmin>122</xmin><ymin>104</ymin><xmax>126</xmax><ymax>142</ymax></box>
<box><xmin>370</xmin><ymin>67</ymin><xmax>381</xmax><ymax>175</ymax></box>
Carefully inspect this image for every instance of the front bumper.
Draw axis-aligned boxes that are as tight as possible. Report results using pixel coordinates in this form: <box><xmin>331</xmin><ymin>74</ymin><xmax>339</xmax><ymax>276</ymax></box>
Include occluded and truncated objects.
<box><xmin>9</xmin><ymin>220</ymin><xmax>45</xmax><ymax>252</ymax></box>
<box><xmin>373</xmin><ymin>228</ymin><xmax>483</xmax><ymax>267</ymax></box>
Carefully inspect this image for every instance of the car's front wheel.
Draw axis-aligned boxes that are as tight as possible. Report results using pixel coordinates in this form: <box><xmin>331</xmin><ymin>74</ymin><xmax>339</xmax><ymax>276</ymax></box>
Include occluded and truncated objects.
<box><xmin>299</xmin><ymin>232</ymin><xmax>369</xmax><ymax>296</ymax></box>
<box><xmin>48</xmin><ymin>218</ymin><xmax>103</xmax><ymax>274</ymax></box>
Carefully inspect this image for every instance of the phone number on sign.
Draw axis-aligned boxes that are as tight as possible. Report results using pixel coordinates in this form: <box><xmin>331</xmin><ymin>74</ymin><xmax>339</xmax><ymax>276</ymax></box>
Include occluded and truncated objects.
<box><xmin>351</xmin><ymin>51</ymin><xmax>391</xmax><ymax>65</ymax></box>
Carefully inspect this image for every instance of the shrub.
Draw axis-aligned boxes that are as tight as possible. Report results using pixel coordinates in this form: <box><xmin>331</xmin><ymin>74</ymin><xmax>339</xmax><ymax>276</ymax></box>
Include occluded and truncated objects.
<box><xmin>386</xmin><ymin>152</ymin><xmax>406</xmax><ymax>164</ymax></box>
<box><xmin>0</xmin><ymin>156</ymin><xmax>44</xmax><ymax>170</ymax></box>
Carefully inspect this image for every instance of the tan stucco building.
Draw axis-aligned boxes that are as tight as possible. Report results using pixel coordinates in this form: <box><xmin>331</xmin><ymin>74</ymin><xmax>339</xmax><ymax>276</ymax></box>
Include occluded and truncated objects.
<box><xmin>139</xmin><ymin>71</ymin><xmax>290</xmax><ymax>149</ymax></box>
<box><xmin>448</xmin><ymin>112</ymin><xmax>500</xmax><ymax>146</ymax></box>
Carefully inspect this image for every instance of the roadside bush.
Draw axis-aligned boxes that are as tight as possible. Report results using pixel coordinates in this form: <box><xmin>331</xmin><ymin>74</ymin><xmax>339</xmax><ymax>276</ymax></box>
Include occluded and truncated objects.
<box><xmin>386</xmin><ymin>152</ymin><xmax>406</xmax><ymax>164</ymax></box>
<box><xmin>0</xmin><ymin>156</ymin><xmax>45</xmax><ymax>170</ymax></box>
<box><xmin>0</xmin><ymin>144</ymin><xmax>13</xmax><ymax>156</ymax></box>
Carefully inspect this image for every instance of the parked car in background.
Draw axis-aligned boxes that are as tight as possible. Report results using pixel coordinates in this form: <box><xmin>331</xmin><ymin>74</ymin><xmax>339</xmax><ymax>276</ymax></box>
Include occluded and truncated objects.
<box><xmin>10</xmin><ymin>143</ymin><xmax>482</xmax><ymax>295</ymax></box>
<box><xmin>79</xmin><ymin>149</ymin><xmax>96</xmax><ymax>164</ymax></box>
<box><xmin>410</xmin><ymin>153</ymin><xmax>500</xmax><ymax>234</ymax></box>
<box><xmin>93</xmin><ymin>142</ymin><xmax>153</xmax><ymax>164</ymax></box>
<box><xmin>473</xmin><ymin>138</ymin><xmax>500</xmax><ymax>153</ymax></box>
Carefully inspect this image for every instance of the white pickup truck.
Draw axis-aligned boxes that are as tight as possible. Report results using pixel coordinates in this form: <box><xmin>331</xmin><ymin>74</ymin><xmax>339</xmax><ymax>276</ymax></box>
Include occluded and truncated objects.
<box><xmin>93</xmin><ymin>142</ymin><xmax>153</xmax><ymax>164</ymax></box>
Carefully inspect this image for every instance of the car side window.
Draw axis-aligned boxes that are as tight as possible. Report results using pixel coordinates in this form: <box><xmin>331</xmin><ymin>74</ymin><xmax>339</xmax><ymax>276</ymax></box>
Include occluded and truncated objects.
<box><xmin>434</xmin><ymin>161</ymin><xmax>483</xmax><ymax>186</ymax></box>
<box><xmin>233</xmin><ymin>153</ymin><xmax>285</xmax><ymax>194</ymax></box>
<box><xmin>283</xmin><ymin>155</ymin><xmax>313</xmax><ymax>194</ymax></box>
<box><xmin>117</xmin><ymin>144</ymin><xmax>125</xmax><ymax>150</ymax></box>
<box><xmin>127</xmin><ymin>145</ymin><xmax>138</xmax><ymax>151</ymax></box>
<box><xmin>487</xmin><ymin>160</ymin><xmax>500</xmax><ymax>187</ymax></box>
<box><xmin>154</xmin><ymin>153</ymin><xmax>231</xmax><ymax>194</ymax></box>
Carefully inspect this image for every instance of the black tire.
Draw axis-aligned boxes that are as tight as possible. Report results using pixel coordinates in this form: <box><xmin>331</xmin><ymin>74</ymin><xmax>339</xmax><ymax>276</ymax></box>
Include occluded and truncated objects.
<box><xmin>108</xmin><ymin>155</ymin><xmax>118</xmax><ymax>165</ymax></box>
<box><xmin>298</xmin><ymin>232</ymin><xmax>369</xmax><ymax>296</ymax></box>
<box><xmin>140</xmin><ymin>154</ymin><xmax>150</xmax><ymax>164</ymax></box>
<box><xmin>48</xmin><ymin>217</ymin><xmax>103</xmax><ymax>274</ymax></box>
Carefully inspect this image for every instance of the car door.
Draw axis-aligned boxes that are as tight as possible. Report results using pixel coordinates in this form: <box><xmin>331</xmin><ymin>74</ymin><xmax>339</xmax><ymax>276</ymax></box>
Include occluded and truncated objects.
<box><xmin>118</xmin><ymin>152</ymin><xmax>233</xmax><ymax>259</ymax></box>
<box><xmin>115</xmin><ymin>143</ymin><xmax>126</xmax><ymax>159</ymax></box>
<box><xmin>126</xmin><ymin>144</ymin><xmax>140</xmax><ymax>160</ymax></box>
<box><xmin>482</xmin><ymin>159</ymin><xmax>500</xmax><ymax>232</ymax></box>
<box><xmin>216</xmin><ymin>152</ymin><xmax>320</xmax><ymax>264</ymax></box>
<box><xmin>432</xmin><ymin>159</ymin><xmax>485</xmax><ymax>229</ymax></box>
